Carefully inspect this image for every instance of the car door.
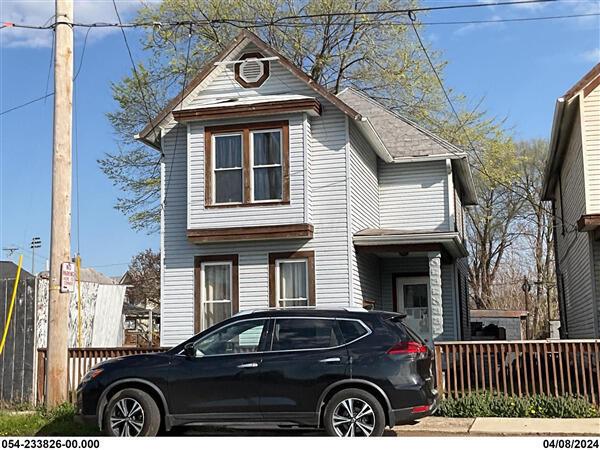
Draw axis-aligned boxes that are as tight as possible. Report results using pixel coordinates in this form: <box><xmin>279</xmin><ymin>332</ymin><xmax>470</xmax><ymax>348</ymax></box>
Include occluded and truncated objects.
<box><xmin>258</xmin><ymin>317</ymin><xmax>349</xmax><ymax>424</ymax></box>
<box><xmin>168</xmin><ymin>318</ymin><xmax>269</xmax><ymax>418</ymax></box>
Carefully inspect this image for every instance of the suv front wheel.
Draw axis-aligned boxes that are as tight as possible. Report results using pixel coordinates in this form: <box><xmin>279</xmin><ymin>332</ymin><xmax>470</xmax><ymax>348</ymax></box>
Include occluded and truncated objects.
<box><xmin>103</xmin><ymin>388</ymin><xmax>161</xmax><ymax>437</ymax></box>
<box><xmin>323</xmin><ymin>388</ymin><xmax>385</xmax><ymax>437</ymax></box>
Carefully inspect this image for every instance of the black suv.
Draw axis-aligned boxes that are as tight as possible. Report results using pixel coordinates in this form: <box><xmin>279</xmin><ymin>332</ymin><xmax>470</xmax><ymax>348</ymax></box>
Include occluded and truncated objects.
<box><xmin>76</xmin><ymin>308</ymin><xmax>437</xmax><ymax>437</ymax></box>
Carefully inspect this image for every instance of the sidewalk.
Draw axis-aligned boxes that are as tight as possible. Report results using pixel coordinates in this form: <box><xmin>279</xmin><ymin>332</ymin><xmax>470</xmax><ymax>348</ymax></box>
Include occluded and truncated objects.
<box><xmin>392</xmin><ymin>417</ymin><xmax>600</xmax><ymax>436</ymax></box>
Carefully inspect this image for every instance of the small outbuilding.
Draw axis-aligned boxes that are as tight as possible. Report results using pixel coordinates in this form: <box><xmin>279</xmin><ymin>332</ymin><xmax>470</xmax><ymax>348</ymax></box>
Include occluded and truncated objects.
<box><xmin>470</xmin><ymin>309</ymin><xmax>528</xmax><ymax>340</ymax></box>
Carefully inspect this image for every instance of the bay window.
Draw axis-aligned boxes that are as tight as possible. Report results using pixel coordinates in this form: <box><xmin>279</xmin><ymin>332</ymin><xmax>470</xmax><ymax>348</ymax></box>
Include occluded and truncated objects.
<box><xmin>205</xmin><ymin>121</ymin><xmax>289</xmax><ymax>207</ymax></box>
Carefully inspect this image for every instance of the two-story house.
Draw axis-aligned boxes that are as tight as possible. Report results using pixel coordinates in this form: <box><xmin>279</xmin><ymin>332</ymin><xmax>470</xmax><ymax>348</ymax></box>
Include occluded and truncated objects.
<box><xmin>136</xmin><ymin>30</ymin><xmax>477</xmax><ymax>347</ymax></box>
<box><xmin>542</xmin><ymin>63</ymin><xmax>600</xmax><ymax>338</ymax></box>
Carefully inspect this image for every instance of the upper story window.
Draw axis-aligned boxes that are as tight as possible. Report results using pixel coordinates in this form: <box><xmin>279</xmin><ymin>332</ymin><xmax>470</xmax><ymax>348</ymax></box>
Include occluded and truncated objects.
<box><xmin>205</xmin><ymin>121</ymin><xmax>289</xmax><ymax>208</ymax></box>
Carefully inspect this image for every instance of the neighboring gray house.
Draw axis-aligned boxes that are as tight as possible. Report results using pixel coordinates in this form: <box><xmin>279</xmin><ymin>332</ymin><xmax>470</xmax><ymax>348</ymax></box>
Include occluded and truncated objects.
<box><xmin>542</xmin><ymin>63</ymin><xmax>600</xmax><ymax>339</ymax></box>
<box><xmin>136</xmin><ymin>30</ymin><xmax>477</xmax><ymax>347</ymax></box>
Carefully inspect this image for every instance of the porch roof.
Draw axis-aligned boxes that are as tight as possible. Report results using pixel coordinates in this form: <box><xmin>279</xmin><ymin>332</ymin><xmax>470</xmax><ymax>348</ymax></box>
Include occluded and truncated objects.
<box><xmin>353</xmin><ymin>229</ymin><xmax>468</xmax><ymax>258</ymax></box>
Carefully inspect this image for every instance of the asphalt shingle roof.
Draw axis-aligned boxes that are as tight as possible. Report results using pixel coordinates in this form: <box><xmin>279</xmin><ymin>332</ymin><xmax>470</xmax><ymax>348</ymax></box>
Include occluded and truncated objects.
<box><xmin>337</xmin><ymin>88</ymin><xmax>463</xmax><ymax>158</ymax></box>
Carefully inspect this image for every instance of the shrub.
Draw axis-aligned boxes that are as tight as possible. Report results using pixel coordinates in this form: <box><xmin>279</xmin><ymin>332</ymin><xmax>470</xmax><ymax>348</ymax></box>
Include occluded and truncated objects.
<box><xmin>436</xmin><ymin>393</ymin><xmax>599</xmax><ymax>418</ymax></box>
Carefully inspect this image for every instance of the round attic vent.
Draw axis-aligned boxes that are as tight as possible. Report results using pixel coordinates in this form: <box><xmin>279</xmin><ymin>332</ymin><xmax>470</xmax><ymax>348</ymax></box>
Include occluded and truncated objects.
<box><xmin>234</xmin><ymin>52</ymin><xmax>270</xmax><ymax>88</ymax></box>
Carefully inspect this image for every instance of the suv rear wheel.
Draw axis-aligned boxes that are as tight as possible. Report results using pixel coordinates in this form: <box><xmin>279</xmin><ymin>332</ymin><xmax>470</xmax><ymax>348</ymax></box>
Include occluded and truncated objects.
<box><xmin>323</xmin><ymin>388</ymin><xmax>385</xmax><ymax>437</ymax></box>
<box><xmin>103</xmin><ymin>388</ymin><xmax>161</xmax><ymax>437</ymax></box>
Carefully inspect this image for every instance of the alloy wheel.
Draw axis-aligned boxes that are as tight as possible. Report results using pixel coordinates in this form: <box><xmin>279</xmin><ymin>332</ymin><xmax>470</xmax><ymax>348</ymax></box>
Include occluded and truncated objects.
<box><xmin>331</xmin><ymin>398</ymin><xmax>376</xmax><ymax>437</ymax></box>
<box><xmin>110</xmin><ymin>397</ymin><xmax>145</xmax><ymax>437</ymax></box>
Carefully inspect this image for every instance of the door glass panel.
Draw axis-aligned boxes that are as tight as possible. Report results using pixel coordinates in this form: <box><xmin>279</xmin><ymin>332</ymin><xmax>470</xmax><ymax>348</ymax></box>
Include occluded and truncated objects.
<box><xmin>402</xmin><ymin>283</ymin><xmax>430</xmax><ymax>339</ymax></box>
<box><xmin>193</xmin><ymin>319</ymin><xmax>266</xmax><ymax>357</ymax></box>
<box><xmin>271</xmin><ymin>319</ymin><xmax>341</xmax><ymax>351</ymax></box>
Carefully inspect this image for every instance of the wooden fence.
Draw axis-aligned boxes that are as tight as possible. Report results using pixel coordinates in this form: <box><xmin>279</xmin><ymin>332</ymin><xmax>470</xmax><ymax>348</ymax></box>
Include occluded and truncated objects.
<box><xmin>37</xmin><ymin>340</ymin><xmax>600</xmax><ymax>406</ymax></box>
<box><xmin>36</xmin><ymin>347</ymin><xmax>168</xmax><ymax>404</ymax></box>
<box><xmin>434</xmin><ymin>340</ymin><xmax>600</xmax><ymax>405</ymax></box>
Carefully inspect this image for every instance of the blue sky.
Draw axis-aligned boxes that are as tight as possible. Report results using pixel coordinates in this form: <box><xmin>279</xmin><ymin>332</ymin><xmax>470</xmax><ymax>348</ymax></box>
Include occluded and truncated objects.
<box><xmin>1</xmin><ymin>0</ymin><xmax>599</xmax><ymax>276</ymax></box>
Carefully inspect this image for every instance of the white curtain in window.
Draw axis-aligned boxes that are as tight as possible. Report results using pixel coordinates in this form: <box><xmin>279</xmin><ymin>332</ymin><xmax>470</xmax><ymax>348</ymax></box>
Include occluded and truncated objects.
<box><xmin>215</xmin><ymin>135</ymin><xmax>242</xmax><ymax>168</ymax></box>
<box><xmin>203</xmin><ymin>264</ymin><xmax>232</xmax><ymax>329</ymax></box>
<box><xmin>279</xmin><ymin>261</ymin><xmax>307</xmax><ymax>301</ymax></box>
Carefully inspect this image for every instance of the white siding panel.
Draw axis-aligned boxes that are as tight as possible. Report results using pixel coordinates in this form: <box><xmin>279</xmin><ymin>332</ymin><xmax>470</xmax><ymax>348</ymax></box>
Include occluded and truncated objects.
<box><xmin>348</xmin><ymin>121</ymin><xmax>380</xmax><ymax>305</ymax></box>
<box><xmin>378</xmin><ymin>160</ymin><xmax>449</xmax><ymax>231</ymax></box>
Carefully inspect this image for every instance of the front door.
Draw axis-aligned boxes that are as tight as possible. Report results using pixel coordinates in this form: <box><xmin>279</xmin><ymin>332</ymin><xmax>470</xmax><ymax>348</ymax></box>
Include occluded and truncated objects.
<box><xmin>396</xmin><ymin>276</ymin><xmax>432</xmax><ymax>342</ymax></box>
<box><xmin>168</xmin><ymin>318</ymin><xmax>268</xmax><ymax>418</ymax></box>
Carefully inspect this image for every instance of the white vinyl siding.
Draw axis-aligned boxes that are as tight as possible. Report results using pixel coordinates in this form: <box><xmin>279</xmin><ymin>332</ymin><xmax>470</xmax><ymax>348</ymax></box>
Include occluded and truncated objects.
<box><xmin>348</xmin><ymin>121</ymin><xmax>381</xmax><ymax>306</ymax></box>
<box><xmin>161</xmin><ymin>100</ymin><xmax>350</xmax><ymax>346</ymax></box>
<box><xmin>554</xmin><ymin>110</ymin><xmax>597</xmax><ymax>338</ymax></box>
<box><xmin>378</xmin><ymin>160</ymin><xmax>450</xmax><ymax>231</ymax></box>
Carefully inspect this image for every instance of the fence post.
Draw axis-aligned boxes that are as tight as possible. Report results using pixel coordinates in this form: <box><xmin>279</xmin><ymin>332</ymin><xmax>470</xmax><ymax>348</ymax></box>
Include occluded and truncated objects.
<box><xmin>434</xmin><ymin>345</ymin><xmax>444</xmax><ymax>398</ymax></box>
<box><xmin>36</xmin><ymin>349</ymin><xmax>46</xmax><ymax>406</ymax></box>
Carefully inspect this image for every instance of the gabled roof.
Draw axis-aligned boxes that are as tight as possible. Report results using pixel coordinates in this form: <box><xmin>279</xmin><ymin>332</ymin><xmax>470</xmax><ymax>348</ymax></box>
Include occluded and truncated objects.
<box><xmin>136</xmin><ymin>29</ymin><xmax>362</xmax><ymax>149</ymax></box>
<box><xmin>0</xmin><ymin>260</ymin><xmax>34</xmax><ymax>280</ymax></box>
<box><xmin>542</xmin><ymin>63</ymin><xmax>600</xmax><ymax>200</ymax></box>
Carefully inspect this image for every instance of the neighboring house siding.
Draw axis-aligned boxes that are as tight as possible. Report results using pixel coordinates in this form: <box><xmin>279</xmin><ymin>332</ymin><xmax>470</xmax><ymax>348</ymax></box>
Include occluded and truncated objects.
<box><xmin>161</xmin><ymin>105</ymin><xmax>351</xmax><ymax>346</ymax></box>
<box><xmin>378</xmin><ymin>160</ymin><xmax>449</xmax><ymax>231</ymax></box>
<box><xmin>583</xmin><ymin>84</ymin><xmax>600</xmax><ymax>213</ymax></box>
<box><xmin>594</xmin><ymin>240</ymin><xmax>600</xmax><ymax>334</ymax></box>
<box><xmin>187</xmin><ymin>114</ymin><xmax>306</xmax><ymax>229</ymax></box>
<box><xmin>554</xmin><ymin>111</ymin><xmax>597</xmax><ymax>338</ymax></box>
<box><xmin>349</xmin><ymin>121</ymin><xmax>381</xmax><ymax>306</ymax></box>
<box><xmin>456</xmin><ymin>256</ymin><xmax>470</xmax><ymax>339</ymax></box>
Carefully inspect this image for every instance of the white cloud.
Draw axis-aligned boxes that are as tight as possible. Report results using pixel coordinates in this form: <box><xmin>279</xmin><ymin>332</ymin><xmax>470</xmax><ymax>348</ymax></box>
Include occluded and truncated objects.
<box><xmin>454</xmin><ymin>15</ymin><xmax>506</xmax><ymax>36</ymax></box>
<box><xmin>580</xmin><ymin>48</ymin><xmax>600</xmax><ymax>63</ymax></box>
<box><xmin>0</xmin><ymin>0</ymin><xmax>145</xmax><ymax>48</ymax></box>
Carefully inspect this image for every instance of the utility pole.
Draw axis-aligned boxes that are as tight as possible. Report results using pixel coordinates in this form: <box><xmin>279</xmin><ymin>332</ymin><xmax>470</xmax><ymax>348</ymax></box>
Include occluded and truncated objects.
<box><xmin>46</xmin><ymin>0</ymin><xmax>73</xmax><ymax>407</ymax></box>
<box><xmin>30</xmin><ymin>237</ymin><xmax>41</xmax><ymax>275</ymax></box>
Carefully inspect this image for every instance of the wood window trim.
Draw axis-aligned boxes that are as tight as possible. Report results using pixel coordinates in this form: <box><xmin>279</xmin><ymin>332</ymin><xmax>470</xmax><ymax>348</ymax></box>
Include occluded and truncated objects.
<box><xmin>194</xmin><ymin>254</ymin><xmax>239</xmax><ymax>333</ymax></box>
<box><xmin>205</xmin><ymin>120</ymin><xmax>290</xmax><ymax>208</ymax></box>
<box><xmin>187</xmin><ymin>223</ymin><xmax>313</xmax><ymax>244</ymax></box>
<box><xmin>268</xmin><ymin>250</ymin><xmax>315</xmax><ymax>308</ymax></box>
<box><xmin>173</xmin><ymin>99</ymin><xmax>321</xmax><ymax>122</ymax></box>
<box><xmin>234</xmin><ymin>52</ymin><xmax>270</xmax><ymax>88</ymax></box>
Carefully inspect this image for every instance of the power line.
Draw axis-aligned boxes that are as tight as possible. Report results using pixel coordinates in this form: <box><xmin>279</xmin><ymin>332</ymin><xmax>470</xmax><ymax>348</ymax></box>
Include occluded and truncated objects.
<box><xmin>0</xmin><ymin>0</ymin><xmax>572</xmax><ymax>31</ymax></box>
<box><xmin>408</xmin><ymin>13</ymin><xmax>577</xmax><ymax>233</ymax></box>
<box><xmin>112</xmin><ymin>0</ymin><xmax>162</xmax><ymax>147</ymax></box>
<box><xmin>162</xmin><ymin>24</ymin><xmax>194</xmax><ymax>209</ymax></box>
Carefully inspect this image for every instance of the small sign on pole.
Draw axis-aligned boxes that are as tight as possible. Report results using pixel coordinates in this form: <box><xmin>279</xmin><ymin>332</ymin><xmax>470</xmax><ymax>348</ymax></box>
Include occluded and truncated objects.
<box><xmin>60</xmin><ymin>262</ymin><xmax>76</xmax><ymax>293</ymax></box>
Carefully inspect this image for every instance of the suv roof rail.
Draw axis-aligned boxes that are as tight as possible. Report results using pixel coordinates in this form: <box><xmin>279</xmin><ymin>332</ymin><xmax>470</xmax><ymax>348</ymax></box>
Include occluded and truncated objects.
<box><xmin>233</xmin><ymin>305</ymin><xmax>368</xmax><ymax>317</ymax></box>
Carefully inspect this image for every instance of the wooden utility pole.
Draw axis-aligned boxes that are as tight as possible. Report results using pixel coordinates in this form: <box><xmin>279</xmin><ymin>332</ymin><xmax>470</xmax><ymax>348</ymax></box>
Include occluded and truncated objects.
<box><xmin>46</xmin><ymin>0</ymin><xmax>73</xmax><ymax>407</ymax></box>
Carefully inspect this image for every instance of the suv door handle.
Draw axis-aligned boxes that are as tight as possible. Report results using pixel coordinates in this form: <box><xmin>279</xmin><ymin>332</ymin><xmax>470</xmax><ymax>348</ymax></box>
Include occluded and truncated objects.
<box><xmin>319</xmin><ymin>357</ymin><xmax>341</xmax><ymax>363</ymax></box>
<box><xmin>237</xmin><ymin>362</ymin><xmax>260</xmax><ymax>368</ymax></box>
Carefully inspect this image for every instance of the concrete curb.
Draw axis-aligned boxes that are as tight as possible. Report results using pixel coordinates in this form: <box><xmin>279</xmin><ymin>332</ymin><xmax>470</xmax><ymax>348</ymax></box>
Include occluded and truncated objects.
<box><xmin>392</xmin><ymin>417</ymin><xmax>600</xmax><ymax>436</ymax></box>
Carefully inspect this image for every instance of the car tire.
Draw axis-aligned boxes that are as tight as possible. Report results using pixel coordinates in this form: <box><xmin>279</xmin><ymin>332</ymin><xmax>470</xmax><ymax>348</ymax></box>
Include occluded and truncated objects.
<box><xmin>103</xmin><ymin>388</ymin><xmax>161</xmax><ymax>437</ymax></box>
<box><xmin>323</xmin><ymin>388</ymin><xmax>385</xmax><ymax>437</ymax></box>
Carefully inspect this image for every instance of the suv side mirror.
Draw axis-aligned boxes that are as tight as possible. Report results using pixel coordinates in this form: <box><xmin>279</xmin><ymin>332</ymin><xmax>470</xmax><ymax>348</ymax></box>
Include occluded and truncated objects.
<box><xmin>183</xmin><ymin>342</ymin><xmax>195</xmax><ymax>358</ymax></box>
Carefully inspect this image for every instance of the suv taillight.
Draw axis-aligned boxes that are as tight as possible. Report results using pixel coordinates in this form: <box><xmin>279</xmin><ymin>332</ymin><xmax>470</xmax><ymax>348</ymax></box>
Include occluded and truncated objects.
<box><xmin>387</xmin><ymin>341</ymin><xmax>428</xmax><ymax>355</ymax></box>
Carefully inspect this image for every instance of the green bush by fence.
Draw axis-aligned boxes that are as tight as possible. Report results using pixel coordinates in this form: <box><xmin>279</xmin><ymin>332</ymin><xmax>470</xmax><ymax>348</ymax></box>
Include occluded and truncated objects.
<box><xmin>437</xmin><ymin>393</ymin><xmax>600</xmax><ymax>418</ymax></box>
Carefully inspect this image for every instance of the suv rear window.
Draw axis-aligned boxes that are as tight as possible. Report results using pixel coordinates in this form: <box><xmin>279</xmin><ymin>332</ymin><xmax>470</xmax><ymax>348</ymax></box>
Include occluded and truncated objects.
<box><xmin>386</xmin><ymin>317</ymin><xmax>426</xmax><ymax>343</ymax></box>
<box><xmin>271</xmin><ymin>318</ymin><xmax>342</xmax><ymax>351</ymax></box>
<box><xmin>338</xmin><ymin>319</ymin><xmax>369</xmax><ymax>343</ymax></box>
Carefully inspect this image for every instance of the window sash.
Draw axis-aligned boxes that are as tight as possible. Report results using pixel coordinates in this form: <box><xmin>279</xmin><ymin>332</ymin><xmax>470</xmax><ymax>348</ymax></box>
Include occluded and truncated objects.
<box><xmin>212</xmin><ymin>133</ymin><xmax>243</xmax><ymax>204</ymax></box>
<box><xmin>251</xmin><ymin>129</ymin><xmax>283</xmax><ymax>202</ymax></box>
<box><xmin>201</xmin><ymin>261</ymin><xmax>233</xmax><ymax>329</ymax></box>
<box><xmin>275</xmin><ymin>259</ymin><xmax>309</xmax><ymax>308</ymax></box>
